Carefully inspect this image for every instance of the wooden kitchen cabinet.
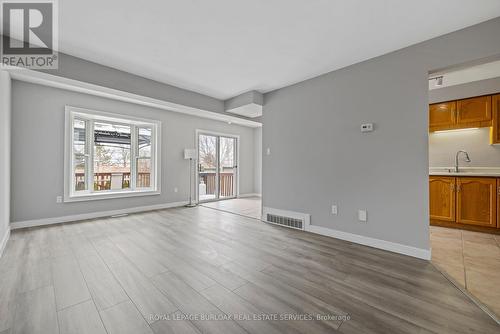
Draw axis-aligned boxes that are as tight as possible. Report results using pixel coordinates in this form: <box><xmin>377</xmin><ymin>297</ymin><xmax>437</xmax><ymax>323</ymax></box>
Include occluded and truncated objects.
<box><xmin>490</xmin><ymin>94</ymin><xmax>500</xmax><ymax>144</ymax></box>
<box><xmin>429</xmin><ymin>95</ymin><xmax>493</xmax><ymax>132</ymax></box>
<box><xmin>456</xmin><ymin>96</ymin><xmax>492</xmax><ymax>124</ymax></box>
<box><xmin>456</xmin><ymin>177</ymin><xmax>497</xmax><ymax>228</ymax></box>
<box><xmin>498</xmin><ymin>179</ymin><xmax>500</xmax><ymax>228</ymax></box>
<box><xmin>429</xmin><ymin>102</ymin><xmax>456</xmax><ymax>130</ymax></box>
<box><xmin>430</xmin><ymin>176</ymin><xmax>456</xmax><ymax>222</ymax></box>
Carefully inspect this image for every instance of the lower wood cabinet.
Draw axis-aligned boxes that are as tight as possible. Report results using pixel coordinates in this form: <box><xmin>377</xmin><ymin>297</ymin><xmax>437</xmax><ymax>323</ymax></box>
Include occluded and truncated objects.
<box><xmin>430</xmin><ymin>176</ymin><xmax>500</xmax><ymax>230</ymax></box>
<box><xmin>456</xmin><ymin>177</ymin><xmax>496</xmax><ymax>228</ymax></box>
<box><xmin>429</xmin><ymin>176</ymin><xmax>455</xmax><ymax>221</ymax></box>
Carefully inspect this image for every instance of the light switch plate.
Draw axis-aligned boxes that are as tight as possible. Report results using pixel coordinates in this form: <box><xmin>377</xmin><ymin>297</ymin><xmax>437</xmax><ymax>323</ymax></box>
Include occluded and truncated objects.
<box><xmin>56</xmin><ymin>196</ymin><xmax>63</xmax><ymax>203</ymax></box>
<box><xmin>331</xmin><ymin>205</ymin><xmax>338</xmax><ymax>215</ymax></box>
<box><xmin>358</xmin><ymin>209</ymin><xmax>367</xmax><ymax>222</ymax></box>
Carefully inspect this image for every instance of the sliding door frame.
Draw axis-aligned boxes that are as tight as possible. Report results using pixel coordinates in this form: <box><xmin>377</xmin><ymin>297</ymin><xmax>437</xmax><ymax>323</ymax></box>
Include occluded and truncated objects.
<box><xmin>195</xmin><ymin>129</ymin><xmax>240</xmax><ymax>203</ymax></box>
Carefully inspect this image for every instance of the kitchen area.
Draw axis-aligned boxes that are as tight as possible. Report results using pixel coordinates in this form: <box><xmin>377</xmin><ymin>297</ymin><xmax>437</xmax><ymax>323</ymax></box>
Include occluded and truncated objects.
<box><xmin>428</xmin><ymin>61</ymin><xmax>500</xmax><ymax>319</ymax></box>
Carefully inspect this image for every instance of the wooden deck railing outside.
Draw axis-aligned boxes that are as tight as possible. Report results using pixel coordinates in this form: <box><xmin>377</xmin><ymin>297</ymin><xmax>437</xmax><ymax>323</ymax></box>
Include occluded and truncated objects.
<box><xmin>75</xmin><ymin>172</ymin><xmax>151</xmax><ymax>190</ymax></box>
<box><xmin>199</xmin><ymin>172</ymin><xmax>234</xmax><ymax>197</ymax></box>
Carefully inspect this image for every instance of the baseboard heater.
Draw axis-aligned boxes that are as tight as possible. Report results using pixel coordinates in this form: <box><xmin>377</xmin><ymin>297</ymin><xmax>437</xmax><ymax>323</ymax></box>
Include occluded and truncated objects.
<box><xmin>262</xmin><ymin>207</ymin><xmax>310</xmax><ymax>231</ymax></box>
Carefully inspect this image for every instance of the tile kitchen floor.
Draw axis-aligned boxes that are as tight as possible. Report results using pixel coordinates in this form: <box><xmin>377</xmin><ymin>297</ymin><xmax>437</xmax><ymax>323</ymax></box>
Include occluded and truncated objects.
<box><xmin>430</xmin><ymin>225</ymin><xmax>500</xmax><ymax>317</ymax></box>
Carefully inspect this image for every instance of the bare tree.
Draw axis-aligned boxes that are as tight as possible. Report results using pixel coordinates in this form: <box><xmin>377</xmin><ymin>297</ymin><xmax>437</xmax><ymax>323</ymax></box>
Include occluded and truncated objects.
<box><xmin>219</xmin><ymin>138</ymin><xmax>234</xmax><ymax>168</ymax></box>
<box><xmin>119</xmin><ymin>147</ymin><xmax>130</xmax><ymax>168</ymax></box>
<box><xmin>94</xmin><ymin>145</ymin><xmax>112</xmax><ymax>169</ymax></box>
<box><xmin>198</xmin><ymin>135</ymin><xmax>234</xmax><ymax>170</ymax></box>
<box><xmin>199</xmin><ymin>135</ymin><xmax>216</xmax><ymax>169</ymax></box>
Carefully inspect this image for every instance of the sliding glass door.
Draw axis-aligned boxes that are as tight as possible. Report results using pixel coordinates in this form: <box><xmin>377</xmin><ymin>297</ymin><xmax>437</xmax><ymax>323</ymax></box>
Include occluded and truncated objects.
<box><xmin>198</xmin><ymin>134</ymin><xmax>218</xmax><ymax>201</ymax></box>
<box><xmin>219</xmin><ymin>136</ymin><xmax>236</xmax><ymax>199</ymax></box>
<box><xmin>198</xmin><ymin>132</ymin><xmax>237</xmax><ymax>202</ymax></box>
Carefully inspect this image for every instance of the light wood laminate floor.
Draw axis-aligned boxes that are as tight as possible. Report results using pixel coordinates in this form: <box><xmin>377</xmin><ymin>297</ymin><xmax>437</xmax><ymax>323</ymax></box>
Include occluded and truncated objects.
<box><xmin>431</xmin><ymin>225</ymin><xmax>500</xmax><ymax>317</ymax></box>
<box><xmin>201</xmin><ymin>197</ymin><xmax>262</xmax><ymax>219</ymax></box>
<box><xmin>1</xmin><ymin>206</ymin><xmax>499</xmax><ymax>334</ymax></box>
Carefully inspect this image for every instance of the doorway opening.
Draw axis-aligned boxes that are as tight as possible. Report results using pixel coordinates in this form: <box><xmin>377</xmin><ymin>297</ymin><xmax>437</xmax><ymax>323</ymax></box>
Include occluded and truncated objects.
<box><xmin>197</xmin><ymin>131</ymin><xmax>238</xmax><ymax>203</ymax></box>
<box><xmin>428</xmin><ymin>59</ymin><xmax>500</xmax><ymax>319</ymax></box>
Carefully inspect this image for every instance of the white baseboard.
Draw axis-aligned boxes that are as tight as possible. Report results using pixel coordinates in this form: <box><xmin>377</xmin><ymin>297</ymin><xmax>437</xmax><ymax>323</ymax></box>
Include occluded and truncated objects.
<box><xmin>306</xmin><ymin>224</ymin><xmax>431</xmax><ymax>260</ymax></box>
<box><xmin>238</xmin><ymin>193</ymin><xmax>262</xmax><ymax>198</ymax></box>
<box><xmin>0</xmin><ymin>228</ymin><xmax>10</xmax><ymax>258</ymax></box>
<box><xmin>10</xmin><ymin>201</ymin><xmax>189</xmax><ymax>230</ymax></box>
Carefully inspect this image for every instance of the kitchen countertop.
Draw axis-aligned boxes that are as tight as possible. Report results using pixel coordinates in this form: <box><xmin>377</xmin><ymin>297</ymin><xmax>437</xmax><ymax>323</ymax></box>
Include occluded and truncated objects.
<box><xmin>429</xmin><ymin>167</ymin><xmax>500</xmax><ymax>177</ymax></box>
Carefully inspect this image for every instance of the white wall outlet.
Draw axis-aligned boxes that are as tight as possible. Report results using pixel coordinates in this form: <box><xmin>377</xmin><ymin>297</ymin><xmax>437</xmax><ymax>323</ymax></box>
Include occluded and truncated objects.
<box><xmin>358</xmin><ymin>209</ymin><xmax>367</xmax><ymax>222</ymax></box>
<box><xmin>360</xmin><ymin>123</ymin><xmax>374</xmax><ymax>133</ymax></box>
<box><xmin>331</xmin><ymin>204</ymin><xmax>338</xmax><ymax>215</ymax></box>
<box><xmin>266</xmin><ymin>147</ymin><xmax>271</xmax><ymax>156</ymax></box>
<box><xmin>174</xmin><ymin>187</ymin><xmax>178</xmax><ymax>193</ymax></box>
<box><xmin>56</xmin><ymin>196</ymin><xmax>63</xmax><ymax>203</ymax></box>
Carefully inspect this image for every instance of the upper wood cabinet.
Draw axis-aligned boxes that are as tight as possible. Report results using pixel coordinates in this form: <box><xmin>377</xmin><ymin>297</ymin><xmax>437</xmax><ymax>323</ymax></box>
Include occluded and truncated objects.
<box><xmin>456</xmin><ymin>177</ymin><xmax>497</xmax><ymax>228</ymax></box>
<box><xmin>491</xmin><ymin>94</ymin><xmax>500</xmax><ymax>144</ymax></box>
<box><xmin>456</xmin><ymin>96</ymin><xmax>491</xmax><ymax>124</ymax></box>
<box><xmin>429</xmin><ymin>176</ymin><xmax>455</xmax><ymax>222</ymax></box>
<box><xmin>429</xmin><ymin>95</ymin><xmax>493</xmax><ymax>132</ymax></box>
<box><xmin>429</xmin><ymin>102</ymin><xmax>456</xmax><ymax>129</ymax></box>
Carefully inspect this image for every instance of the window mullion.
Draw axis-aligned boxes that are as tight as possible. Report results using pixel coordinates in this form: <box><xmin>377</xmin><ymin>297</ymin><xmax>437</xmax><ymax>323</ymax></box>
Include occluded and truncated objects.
<box><xmin>151</xmin><ymin>126</ymin><xmax>156</xmax><ymax>191</ymax></box>
<box><xmin>69</xmin><ymin>114</ymin><xmax>76</xmax><ymax>196</ymax></box>
<box><xmin>88</xmin><ymin>120</ymin><xmax>94</xmax><ymax>194</ymax></box>
<box><xmin>131</xmin><ymin>125</ymin><xmax>138</xmax><ymax>190</ymax></box>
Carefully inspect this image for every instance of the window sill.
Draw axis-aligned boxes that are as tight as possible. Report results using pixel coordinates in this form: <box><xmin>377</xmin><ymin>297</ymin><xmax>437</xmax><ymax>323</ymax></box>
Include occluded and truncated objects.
<box><xmin>64</xmin><ymin>189</ymin><xmax>160</xmax><ymax>202</ymax></box>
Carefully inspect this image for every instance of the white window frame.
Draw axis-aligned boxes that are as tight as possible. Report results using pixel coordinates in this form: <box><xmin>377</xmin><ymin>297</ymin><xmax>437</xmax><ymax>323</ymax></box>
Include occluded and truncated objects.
<box><xmin>64</xmin><ymin>106</ymin><xmax>161</xmax><ymax>202</ymax></box>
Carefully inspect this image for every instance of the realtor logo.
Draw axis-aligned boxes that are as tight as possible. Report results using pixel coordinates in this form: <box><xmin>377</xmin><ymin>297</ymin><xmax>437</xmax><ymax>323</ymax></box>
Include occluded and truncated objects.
<box><xmin>1</xmin><ymin>0</ymin><xmax>58</xmax><ymax>69</ymax></box>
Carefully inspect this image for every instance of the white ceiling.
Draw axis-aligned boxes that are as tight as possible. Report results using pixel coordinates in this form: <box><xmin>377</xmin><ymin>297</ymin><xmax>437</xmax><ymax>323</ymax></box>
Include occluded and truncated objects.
<box><xmin>429</xmin><ymin>60</ymin><xmax>500</xmax><ymax>90</ymax></box>
<box><xmin>58</xmin><ymin>1</ymin><xmax>500</xmax><ymax>100</ymax></box>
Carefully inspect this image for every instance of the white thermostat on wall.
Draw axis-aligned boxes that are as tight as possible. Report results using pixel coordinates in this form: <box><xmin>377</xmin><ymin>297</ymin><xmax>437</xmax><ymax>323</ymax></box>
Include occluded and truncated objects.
<box><xmin>360</xmin><ymin>123</ymin><xmax>374</xmax><ymax>133</ymax></box>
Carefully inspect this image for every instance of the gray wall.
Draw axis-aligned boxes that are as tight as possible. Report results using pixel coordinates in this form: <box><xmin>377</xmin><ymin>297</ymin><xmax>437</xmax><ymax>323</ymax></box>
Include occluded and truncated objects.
<box><xmin>253</xmin><ymin>127</ymin><xmax>262</xmax><ymax>194</ymax></box>
<box><xmin>0</xmin><ymin>71</ymin><xmax>11</xmax><ymax>249</ymax></box>
<box><xmin>40</xmin><ymin>53</ymin><xmax>224</xmax><ymax>114</ymax></box>
<box><xmin>37</xmin><ymin>52</ymin><xmax>254</xmax><ymax>123</ymax></box>
<box><xmin>11</xmin><ymin>81</ymin><xmax>256</xmax><ymax>222</ymax></box>
<box><xmin>430</xmin><ymin>128</ymin><xmax>500</xmax><ymax>167</ymax></box>
<box><xmin>262</xmin><ymin>17</ymin><xmax>500</xmax><ymax>251</ymax></box>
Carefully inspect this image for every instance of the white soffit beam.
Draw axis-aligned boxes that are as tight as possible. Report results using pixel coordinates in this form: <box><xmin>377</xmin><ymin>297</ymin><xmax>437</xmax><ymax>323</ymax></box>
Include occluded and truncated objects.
<box><xmin>225</xmin><ymin>90</ymin><xmax>263</xmax><ymax>118</ymax></box>
<box><xmin>5</xmin><ymin>67</ymin><xmax>262</xmax><ymax>128</ymax></box>
<box><xmin>429</xmin><ymin>59</ymin><xmax>500</xmax><ymax>90</ymax></box>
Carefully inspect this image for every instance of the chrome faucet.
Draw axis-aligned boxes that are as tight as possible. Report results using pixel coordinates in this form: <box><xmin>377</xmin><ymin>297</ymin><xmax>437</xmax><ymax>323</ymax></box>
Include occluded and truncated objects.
<box><xmin>455</xmin><ymin>150</ymin><xmax>471</xmax><ymax>172</ymax></box>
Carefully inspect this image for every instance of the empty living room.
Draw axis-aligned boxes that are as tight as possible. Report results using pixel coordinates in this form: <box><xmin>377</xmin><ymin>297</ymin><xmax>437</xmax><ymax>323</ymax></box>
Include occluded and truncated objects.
<box><xmin>2</xmin><ymin>1</ymin><xmax>500</xmax><ymax>333</ymax></box>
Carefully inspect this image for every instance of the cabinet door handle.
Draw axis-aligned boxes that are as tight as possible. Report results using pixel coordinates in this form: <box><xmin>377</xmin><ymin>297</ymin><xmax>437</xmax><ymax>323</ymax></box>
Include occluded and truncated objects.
<box><xmin>450</xmin><ymin>184</ymin><xmax>455</xmax><ymax>191</ymax></box>
<box><xmin>457</xmin><ymin>184</ymin><xmax>461</xmax><ymax>192</ymax></box>
<box><xmin>497</xmin><ymin>186</ymin><xmax>500</xmax><ymax>196</ymax></box>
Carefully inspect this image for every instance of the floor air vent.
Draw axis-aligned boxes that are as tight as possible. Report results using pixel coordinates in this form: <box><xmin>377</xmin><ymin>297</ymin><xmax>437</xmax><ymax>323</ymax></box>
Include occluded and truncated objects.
<box><xmin>262</xmin><ymin>207</ymin><xmax>310</xmax><ymax>231</ymax></box>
